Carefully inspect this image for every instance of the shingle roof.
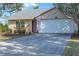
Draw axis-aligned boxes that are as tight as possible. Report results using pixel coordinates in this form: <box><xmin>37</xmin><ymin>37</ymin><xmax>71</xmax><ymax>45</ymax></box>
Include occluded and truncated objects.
<box><xmin>8</xmin><ymin>8</ymin><xmax>51</xmax><ymax>20</ymax></box>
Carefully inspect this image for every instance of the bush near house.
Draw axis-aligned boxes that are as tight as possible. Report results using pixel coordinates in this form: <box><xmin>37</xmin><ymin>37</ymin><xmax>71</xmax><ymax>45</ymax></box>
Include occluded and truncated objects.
<box><xmin>17</xmin><ymin>29</ymin><xmax>25</xmax><ymax>34</ymax></box>
<box><xmin>0</xmin><ymin>23</ymin><xmax>12</xmax><ymax>35</ymax></box>
<box><xmin>0</xmin><ymin>23</ymin><xmax>6</xmax><ymax>32</ymax></box>
<box><xmin>0</xmin><ymin>23</ymin><xmax>3</xmax><ymax>32</ymax></box>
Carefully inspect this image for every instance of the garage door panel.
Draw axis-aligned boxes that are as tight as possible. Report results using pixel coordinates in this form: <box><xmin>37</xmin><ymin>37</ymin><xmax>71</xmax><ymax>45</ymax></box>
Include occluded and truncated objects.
<box><xmin>38</xmin><ymin>19</ymin><xmax>78</xmax><ymax>33</ymax></box>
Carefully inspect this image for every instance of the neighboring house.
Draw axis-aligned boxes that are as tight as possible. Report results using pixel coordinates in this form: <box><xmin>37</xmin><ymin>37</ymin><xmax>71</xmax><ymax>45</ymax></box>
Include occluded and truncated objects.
<box><xmin>8</xmin><ymin>8</ymin><xmax>78</xmax><ymax>34</ymax></box>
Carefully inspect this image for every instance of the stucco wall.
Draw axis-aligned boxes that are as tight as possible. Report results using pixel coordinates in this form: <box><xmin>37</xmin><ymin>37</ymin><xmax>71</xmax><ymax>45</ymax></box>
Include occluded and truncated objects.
<box><xmin>8</xmin><ymin>20</ymin><xmax>32</xmax><ymax>33</ymax></box>
<box><xmin>24</xmin><ymin>20</ymin><xmax>32</xmax><ymax>33</ymax></box>
<box><xmin>8</xmin><ymin>20</ymin><xmax>16</xmax><ymax>33</ymax></box>
<box><xmin>36</xmin><ymin>8</ymin><xmax>68</xmax><ymax>20</ymax></box>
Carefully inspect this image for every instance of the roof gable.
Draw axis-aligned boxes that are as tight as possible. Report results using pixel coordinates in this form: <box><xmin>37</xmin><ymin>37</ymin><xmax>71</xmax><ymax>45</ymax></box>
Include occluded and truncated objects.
<box><xmin>36</xmin><ymin>8</ymin><xmax>69</xmax><ymax>19</ymax></box>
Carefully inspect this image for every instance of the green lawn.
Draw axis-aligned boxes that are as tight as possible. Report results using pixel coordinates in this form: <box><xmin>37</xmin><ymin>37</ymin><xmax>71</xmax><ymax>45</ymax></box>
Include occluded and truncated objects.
<box><xmin>0</xmin><ymin>33</ymin><xmax>31</xmax><ymax>41</ymax></box>
<box><xmin>0</xmin><ymin>35</ymin><xmax>21</xmax><ymax>41</ymax></box>
<box><xmin>0</xmin><ymin>33</ymin><xmax>24</xmax><ymax>41</ymax></box>
<box><xmin>64</xmin><ymin>34</ymin><xmax>79</xmax><ymax>56</ymax></box>
<box><xmin>0</xmin><ymin>36</ymin><xmax>11</xmax><ymax>40</ymax></box>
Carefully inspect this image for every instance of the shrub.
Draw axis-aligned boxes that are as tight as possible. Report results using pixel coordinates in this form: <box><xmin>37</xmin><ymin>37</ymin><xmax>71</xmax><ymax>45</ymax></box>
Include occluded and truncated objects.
<box><xmin>17</xmin><ymin>29</ymin><xmax>25</xmax><ymax>34</ymax></box>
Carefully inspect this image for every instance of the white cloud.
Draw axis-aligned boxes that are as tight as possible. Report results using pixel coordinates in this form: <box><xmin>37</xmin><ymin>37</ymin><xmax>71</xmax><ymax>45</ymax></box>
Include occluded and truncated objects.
<box><xmin>31</xmin><ymin>3</ymin><xmax>39</xmax><ymax>7</ymax></box>
<box><xmin>24</xmin><ymin>3</ymin><xmax>39</xmax><ymax>7</ymax></box>
<box><xmin>23</xmin><ymin>3</ymin><xmax>39</xmax><ymax>10</ymax></box>
<box><xmin>24</xmin><ymin>3</ymin><xmax>30</xmax><ymax>7</ymax></box>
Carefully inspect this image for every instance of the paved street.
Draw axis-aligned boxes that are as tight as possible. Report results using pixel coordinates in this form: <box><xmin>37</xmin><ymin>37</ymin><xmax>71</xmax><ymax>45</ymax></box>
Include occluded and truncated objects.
<box><xmin>0</xmin><ymin>34</ymin><xmax>71</xmax><ymax>56</ymax></box>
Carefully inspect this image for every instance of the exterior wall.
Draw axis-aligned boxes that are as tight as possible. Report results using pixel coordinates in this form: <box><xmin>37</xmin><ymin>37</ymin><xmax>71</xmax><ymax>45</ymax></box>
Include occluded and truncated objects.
<box><xmin>24</xmin><ymin>20</ymin><xmax>32</xmax><ymax>33</ymax></box>
<box><xmin>8</xmin><ymin>19</ymin><xmax>32</xmax><ymax>34</ymax></box>
<box><xmin>36</xmin><ymin>8</ymin><xmax>68</xmax><ymax>20</ymax></box>
<box><xmin>8</xmin><ymin>20</ymin><xmax>16</xmax><ymax>33</ymax></box>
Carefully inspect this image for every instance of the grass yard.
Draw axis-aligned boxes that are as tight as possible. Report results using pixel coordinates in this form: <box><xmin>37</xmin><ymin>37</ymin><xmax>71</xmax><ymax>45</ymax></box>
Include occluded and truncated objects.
<box><xmin>0</xmin><ymin>32</ymin><xmax>24</xmax><ymax>41</ymax></box>
<box><xmin>0</xmin><ymin>36</ymin><xmax>11</xmax><ymax>41</ymax></box>
<box><xmin>0</xmin><ymin>33</ymin><xmax>32</xmax><ymax>41</ymax></box>
<box><xmin>0</xmin><ymin>35</ymin><xmax>21</xmax><ymax>41</ymax></box>
<box><xmin>64</xmin><ymin>34</ymin><xmax>79</xmax><ymax>56</ymax></box>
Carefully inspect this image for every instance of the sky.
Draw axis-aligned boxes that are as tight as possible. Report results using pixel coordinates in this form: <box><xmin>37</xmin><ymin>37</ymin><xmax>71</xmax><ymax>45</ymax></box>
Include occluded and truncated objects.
<box><xmin>24</xmin><ymin>3</ymin><xmax>54</xmax><ymax>9</ymax></box>
<box><xmin>0</xmin><ymin>3</ymin><xmax>54</xmax><ymax>24</ymax></box>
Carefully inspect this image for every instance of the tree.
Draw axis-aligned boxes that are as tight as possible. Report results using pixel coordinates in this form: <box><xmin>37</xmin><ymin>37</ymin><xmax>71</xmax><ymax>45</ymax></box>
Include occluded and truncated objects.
<box><xmin>0</xmin><ymin>3</ymin><xmax>23</xmax><ymax>16</ymax></box>
<box><xmin>0</xmin><ymin>23</ymin><xmax>4</xmax><ymax>32</ymax></box>
<box><xmin>33</xmin><ymin>5</ymin><xmax>39</xmax><ymax>9</ymax></box>
<box><xmin>55</xmin><ymin>3</ymin><xmax>79</xmax><ymax>32</ymax></box>
<box><xmin>55</xmin><ymin>3</ymin><xmax>79</xmax><ymax>19</ymax></box>
<box><xmin>4</xmin><ymin>24</ymin><xmax>8</xmax><ymax>32</ymax></box>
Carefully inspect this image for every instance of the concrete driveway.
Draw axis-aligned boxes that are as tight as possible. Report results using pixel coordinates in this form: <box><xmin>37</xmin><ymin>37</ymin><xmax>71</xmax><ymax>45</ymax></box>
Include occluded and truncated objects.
<box><xmin>0</xmin><ymin>34</ymin><xmax>71</xmax><ymax>56</ymax></box>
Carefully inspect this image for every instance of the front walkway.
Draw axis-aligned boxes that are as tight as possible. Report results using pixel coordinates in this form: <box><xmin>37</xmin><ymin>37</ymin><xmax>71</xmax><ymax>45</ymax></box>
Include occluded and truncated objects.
<box><xmin>0</xmin><ymin>34</ymin><xmax>71</xmax><ymax>56</ymax></box>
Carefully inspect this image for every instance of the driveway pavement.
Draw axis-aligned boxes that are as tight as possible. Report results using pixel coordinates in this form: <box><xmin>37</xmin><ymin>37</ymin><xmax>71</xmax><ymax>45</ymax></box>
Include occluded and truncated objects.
<box><xmin>0</xmin><ymin>34</ymin><xmax>71</xmax><ymax>56</ymax></box>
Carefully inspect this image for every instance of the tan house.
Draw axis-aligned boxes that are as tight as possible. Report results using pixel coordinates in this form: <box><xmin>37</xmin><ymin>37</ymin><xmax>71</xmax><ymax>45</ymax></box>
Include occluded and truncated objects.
<box><xmin>8</xmin><ymin>9</ymin><xmax>50</xmax><ymax>34</ymax></box>
<box><xmin>8</xmin><ymin>8</ymin><xmax>78</xmax><ymax>34</ymax></box>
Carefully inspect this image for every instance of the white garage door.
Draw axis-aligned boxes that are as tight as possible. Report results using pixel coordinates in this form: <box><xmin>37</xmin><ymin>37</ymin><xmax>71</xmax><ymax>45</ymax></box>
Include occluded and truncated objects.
<box><xmin>38</xmin><ymin>19</ymin><xmax>78</xmax><ymax>33</ymax></box>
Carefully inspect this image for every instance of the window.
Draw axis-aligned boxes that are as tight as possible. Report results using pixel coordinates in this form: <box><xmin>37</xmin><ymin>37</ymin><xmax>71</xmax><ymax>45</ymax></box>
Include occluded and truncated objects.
<box><xmin>16</xmin><ymin>20</ymin><xmax>25</xmax><ymax>30</ymax></box>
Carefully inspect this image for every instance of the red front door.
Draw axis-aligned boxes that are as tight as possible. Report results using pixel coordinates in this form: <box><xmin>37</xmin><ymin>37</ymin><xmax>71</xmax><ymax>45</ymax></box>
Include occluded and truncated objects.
<box><xmin>32</xmin><ymin>19</ymin><xmax>37</xmax><ymax>32</ymax></box>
